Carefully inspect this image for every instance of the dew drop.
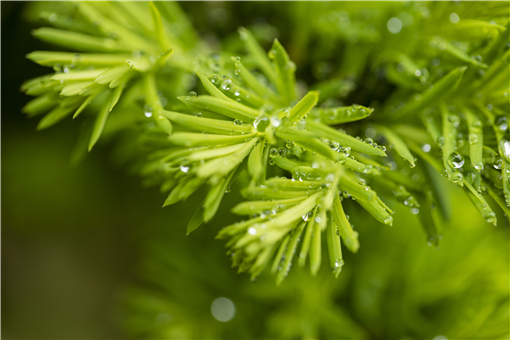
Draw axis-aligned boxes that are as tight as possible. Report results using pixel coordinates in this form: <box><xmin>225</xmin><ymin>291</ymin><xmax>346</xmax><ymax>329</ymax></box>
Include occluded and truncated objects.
<box><xmin>187</xmin><ymin>91</ymin><xmax>197</xmax><ymax>100</ymax></box>
<box><xmin>448</xmin><ymin>152</ymin><xmax>465</xmax><ymax>169</ymax></box>
<box><xmin>496</xmin><ymin>116</ymin><xmax>508</xmax><ymax>132</ymax></box>
<box><xmin>451</xmin><ymin>172</ymin><xmax>464</xmax><ymax>184</ymax></box>
<box><xmin>485</xmin><ymin>212</ymin><xmax>496</xmax><ymax>225</ymax></box>
<box><xmin>494</xmin><ymin>158</ymin><xmax>503</xmax><ymax>170</ymax></box>
<box><xmin>473</xmin><ymin>161</ymin><xmax>484</xmax><ymax>172</ymax></box>
<box><xmin>221</xmin><ymin>79</ymin><xmax>232</xmax><ymax>91</ymax></box>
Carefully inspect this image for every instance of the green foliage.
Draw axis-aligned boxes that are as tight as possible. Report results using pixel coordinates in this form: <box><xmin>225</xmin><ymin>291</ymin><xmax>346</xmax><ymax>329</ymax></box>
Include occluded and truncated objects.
<box><xmin>22</xmin><ymin>0</ymin><xmax>509</xmax><ymax>291</ymax></box>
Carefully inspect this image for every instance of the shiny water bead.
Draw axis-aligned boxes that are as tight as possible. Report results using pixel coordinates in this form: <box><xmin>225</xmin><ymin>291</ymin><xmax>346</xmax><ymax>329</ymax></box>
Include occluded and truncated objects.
<box><xmin>330</xmin><ymin>140</ymin><xmax>340</xmax><ymax>151</ymax></box>
<box><xmin>210</xmin><ymin>75</ymin><xmax>219</xmax><ymax>84</ymax></box>
<box><xmin>404</xmin><ymin>196</ymin><xmax>419</xmax><ymax>208</ymax></box>
<box><xmin>221</xmin><ymin>78</ymin><xmax>233</xmax><ymax>90</ymax></box>
<box><xmin>494</xmin><ymin>158</ymin><xmax>503</xmax><ymax>170</ymax></box>
<box><xmin>383</xmin><ymin>216</ymin><xmax>393</xmax><ymax>225</ymax></box>
<box><xmin>187</xmin><ymin>91</ymin><xmax>197</xmax><ymax>100</ymax></box>
<box><xmin>468</xmin><ymin>133</ymin><xmax>478</xmax><ymax>144</ymax></box>
<box><xmin>451</xmin><ymin>172</ymin><xmax>463</xmax><ymax>184</ymax></box>
<box><xmin>447</xmin><ymin>114</ymin><xmax>460</xmax><ymax>128</ymax></box>
<box><xmin>500</xmin><ymin>138</ymin><xmax>510</xmax><ymax>162</ymax></box>
<box><xmin>234</xmin><ymin>119</ymin><xmax>243</xmax><ymax>125</ymax></box>
<box><xmin>269</xmin><ymin>148</ymin><xmax>278</xmax><ymax>156</ymax></box>
<box><xmin>253</xmin><ymin>115</ymin><xmax>270</xmax><ymax>131</ymax></box>
<box><xmin>478</xmin><ymin>185</ymin><xmax>488</xmax><ymax>195</ymax></box>
<box><xmin>485</xmin><ymin>211</ymin><xmax>497</xmax><ymax>225</ymax></box>
<box><xmin>473</xmin><ymin>161</ymin><xmax>484</xmax><ymax>172</ymax></box>
<box><xmin>448</xmin><ymin>152</ymin><xmax>465</xmax><ymax>169</ymax></box>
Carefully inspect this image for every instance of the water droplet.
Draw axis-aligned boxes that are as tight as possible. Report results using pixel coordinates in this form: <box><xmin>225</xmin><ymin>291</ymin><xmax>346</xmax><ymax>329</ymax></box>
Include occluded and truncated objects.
<box><xmin>500</xmin><ymin>139</ymin><xmax>510</xmax><ymax>162</ymax></box>
<box><xmin>478</xmin><ymin>185</ymin><xmax>488</xmax><ymax>195</ymax></box>
<box><xmin>195</xmin><ymin>112</ymin><xmax>203</xmax><ymax>118</ymax></box>
<box><xmin>187</xmin><ymin>91</ymin><xmax>197</xmax><ymax>100</ymax></box>
<box><xmin>451</xmin><ymin>172</ymin><xmax>463</xmax><ymax>183</ymax></box>
<box><xmin>448</xmin><ymin>114</ymin><xmax>460</xmax><ymax>128</ymax></box>
<box><xmin>334</xmin><ymin>259</ymin><xmax>344</xmax><ymax>268</ymax></box>
<box><xmin>473</xmin><ymin>161</ymin><xmax>484</xmax><ymax>172</ymax></box>
<box><xmin>494</xmin><ymin>158</ymin><xmax>503</xmax><ymax>170</ymax></box>
<box><xmin>338</xmin><ymin>146</ymin><xmax>351</xmax><ymax>157</ymax></box>
<box><xmin>422</xmin><ymin>144</ymin><xmax>431</xmax><ymax>152</ymax></box>
<box><xmin>179</xmin><ymin>165</ymin><xmax>190</xmax><ymax>173</ymax></box>
<box><xmin>234</xmin><ymin>119</ymin><xmax>243</xmax><ymax>125</ymax></box>
<box><xmin>496</xmin><ymin>116</ymin><xmax>508</xmax><ymax>132</ymax></box>
<box><xmin>485</xmin><ymin>212</ymin><xmax>496</xmax><ymax>225</ymax></box>
<box><xmin>468</xmin><ymin>133</ymin><xmax>478</xmax><ymax>144</ymax></box>
<box><xmin>448</xmin><ymin>152</ymin><xmax>465</xmax><ymax>169</ymax></box>
<box><xmin>221</xmin><ymin>79</ymin><xmax>232</xmax><ymax>91</ymax></box>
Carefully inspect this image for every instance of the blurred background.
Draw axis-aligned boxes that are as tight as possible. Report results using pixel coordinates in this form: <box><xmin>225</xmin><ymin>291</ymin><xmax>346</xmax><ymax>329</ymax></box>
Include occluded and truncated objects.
<box><xmin>2</xmin><ymin>2</ymin><xmax>509</xmax><ymax>339</ymax></box>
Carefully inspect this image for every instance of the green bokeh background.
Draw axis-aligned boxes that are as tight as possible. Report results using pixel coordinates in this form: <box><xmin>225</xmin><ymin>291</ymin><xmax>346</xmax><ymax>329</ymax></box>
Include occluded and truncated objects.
<box><xmin>2</xmin><ymin>2</ymin><xmax>509</xmax><ymax>339</ymax></box>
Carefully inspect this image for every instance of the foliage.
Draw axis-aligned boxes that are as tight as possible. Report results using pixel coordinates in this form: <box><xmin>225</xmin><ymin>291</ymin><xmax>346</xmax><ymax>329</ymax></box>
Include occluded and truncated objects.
<box><xmin>22</xmin><ymin>0</ymin><xmax>509</xmax><ymax>288</ymax></box>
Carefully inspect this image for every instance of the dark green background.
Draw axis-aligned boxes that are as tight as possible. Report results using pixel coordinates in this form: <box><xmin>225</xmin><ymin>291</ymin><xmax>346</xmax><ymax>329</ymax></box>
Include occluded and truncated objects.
<box><xmin>2</xmin><ymin>2</ymin><xmax>509</xmax><ymax>339</ymax></box>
